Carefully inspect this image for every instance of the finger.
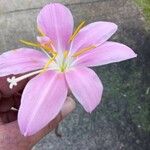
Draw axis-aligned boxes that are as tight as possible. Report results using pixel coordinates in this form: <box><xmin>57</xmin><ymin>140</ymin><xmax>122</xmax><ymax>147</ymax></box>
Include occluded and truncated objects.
<box><xmin>0</xmin><ymin>91</ymin><xmax>2</xmax><ymax>100</ymax></box>
<box><xmin>0</xmin><ymin>75</ymin><xmax>28</xmax><ymax>97</ymax></box>
<box><xmin>0</xmin><ymin>117</ymin><xmax>3</xmax><ymax>125</ymax></box>
<box><xmin>0</xmin><ymin>110</ymin><xmax>18</xmax><ymax>124</ymax></box>
<box><xmin>0</xmin><ymin>95</ymin><xmax>21</xmax><ymax>114</ymax></box>
<box><xmin>0</xmin><ymin>97</ymin><xmax>14</xmax><ymax>112</ymax></box>
<box><xmin>13</xmin><ymin>95</ymin><xmax>21</xmax><ymax>109</ymax></box>
<box><xmin>0</xmin><ymin>97</ymin><xmax>76</xmax><ymax>149</ymax></box>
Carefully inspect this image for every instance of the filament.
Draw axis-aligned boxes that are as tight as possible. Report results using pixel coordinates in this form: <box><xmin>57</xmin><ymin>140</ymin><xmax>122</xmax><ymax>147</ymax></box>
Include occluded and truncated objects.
<box><xmin>68</xmin><ymin>21</ymin><xmax>85</xmax><ymax>43</ymax></box>
<box><xmin>42</xmin><ymin>53</ymin><xmax>57</xmax><ymax>72</ymax></box>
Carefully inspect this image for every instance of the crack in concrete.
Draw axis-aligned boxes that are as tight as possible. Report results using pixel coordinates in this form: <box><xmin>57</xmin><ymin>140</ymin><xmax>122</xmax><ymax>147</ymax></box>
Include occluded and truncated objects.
<box><xmin>1</xmin><ymin>0</ymin><xmax>101</xmax><ymax>15</ymax></box>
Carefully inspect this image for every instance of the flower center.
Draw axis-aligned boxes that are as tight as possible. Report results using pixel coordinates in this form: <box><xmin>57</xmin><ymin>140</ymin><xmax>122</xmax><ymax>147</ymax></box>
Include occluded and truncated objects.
<box><xmin>9</xmin><ymin>21</ymin><xmax>97</xmax><ymax>89</ymax></box>
<box><xmin>43</xmin><ymin>50</ymin><xmax>71</xmax><ymax>73</ymax></box>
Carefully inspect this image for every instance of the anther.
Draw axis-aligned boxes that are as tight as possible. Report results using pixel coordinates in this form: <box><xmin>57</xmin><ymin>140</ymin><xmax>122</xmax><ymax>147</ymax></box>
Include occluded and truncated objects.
<box><xmin>72</xmin><ymin>45</ymin><xmax>96</xmax><ymax>57</ymax></box>
<box><xmin>68</xmin><ymin>21</ymin><xmax>85</xmax><ymax>43</ymax></box>
<box><xmin>63</xmin><ymin>50</ymin><xmax>69</xmax><ymax>59</ymax></box>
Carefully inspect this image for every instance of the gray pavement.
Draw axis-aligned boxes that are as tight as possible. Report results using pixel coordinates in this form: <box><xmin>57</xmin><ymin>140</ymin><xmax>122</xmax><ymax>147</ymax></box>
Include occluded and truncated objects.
<box><xmin>0</xmin><ymin>0</ymin><xmax>149</xmax><ymax>150</ymax></box>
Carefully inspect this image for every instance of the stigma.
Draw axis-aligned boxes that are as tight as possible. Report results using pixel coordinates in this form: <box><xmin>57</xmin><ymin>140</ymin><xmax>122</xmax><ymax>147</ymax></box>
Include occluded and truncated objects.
<box><xmin>7</xmin><ymin>70</ymin><xmax>42</xmax><ymax>89</ymax></box>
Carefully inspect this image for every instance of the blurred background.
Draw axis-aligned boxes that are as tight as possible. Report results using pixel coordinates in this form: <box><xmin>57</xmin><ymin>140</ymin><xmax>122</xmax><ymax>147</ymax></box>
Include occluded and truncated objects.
<box><xmin>0</xmin><ymin>0</ymin><xmax>149</xmax><ymax>149</ymax></box>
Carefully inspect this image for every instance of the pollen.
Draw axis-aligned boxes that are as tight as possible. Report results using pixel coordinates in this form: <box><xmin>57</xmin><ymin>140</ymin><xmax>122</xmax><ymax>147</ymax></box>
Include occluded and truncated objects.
<box><xmin>68</xmin><ymin>21</ymin><xmax>85</xmax><ymax>43</ymax></box>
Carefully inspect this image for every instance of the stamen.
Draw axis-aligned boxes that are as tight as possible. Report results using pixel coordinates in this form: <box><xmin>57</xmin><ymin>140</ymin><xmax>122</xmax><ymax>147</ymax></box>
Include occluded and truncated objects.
<box><xmin>72</xmin><ymin>45</ymin><xmax>96</xmax><ymax>57</ymax></box>
<box><xmin>42</xmin><ymin>45</ymin><xmax>56</xmax><ymax>55</ymax></box>
<box><xmin>42</xmin><ymin>53</ymin><xmax>57</xmax><ymax>72</ymax></box>
<box><xmin>7</xmin><ymin>70</ymin><xmax>42</xmax><ymax>89</ymax></box>
<box><xmin>20</xmin><ymin>39</ymin><xmax>57</xmax><ymax>55</ymax></box>
<box><xmin>41</xmin><ymin>47</ymin><xmax>51</xmax><ymax>58</ymax></box>
<box><xmin>44</xmin><ymin>40</ymin><xmax>54</xmax><ymax>48</ymax></box>
<box><xmin>68</xmin><ymin>21</ymin><xmax>85</xmax><ymax>43</ymax></box>
<box><xmin>37</xmin><ymin>26</ymin><xmax>46</xmax><ymax>37</ymax></box>
<box><xmin>63</xmin><ymin>50</ymin><xmax>69</xmax><ymax>59</ymax></box>
<box><xmin>20</xmin><ymin>40</ymin><xmax>40</xmax><ymax>48</ymax></box>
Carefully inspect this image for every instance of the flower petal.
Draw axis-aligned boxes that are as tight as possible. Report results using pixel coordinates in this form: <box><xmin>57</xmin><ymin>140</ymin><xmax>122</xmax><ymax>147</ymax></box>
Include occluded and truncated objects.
<box><xmin>18</xmin><ymin>71</ymin><xmax>68</xmax><ymax>136</ymax></box>
<box><xmin>65</xmin><ymin>67</ymin><xmax>103</xmax><ymax>112</ymax></box>
<box><xmin>73</xmin><ymin>42</ymin><xmax>137</xmax><ymax>67</ymax></box>
<box><xmin>0</xmin><ymin>48</ymin><xmax>48</xmax><ymax>77</ymax></box>
<box><xmin>37</xmin><ymin>36</ymin><xmax>50</xmax><ymax>44</ymax></box>
<box><xmin>37</xmin><ymin>3</ymin><xmax>74</xmax><ymax>51</ymax></box>
<box><xmin>70</xmin><ymin>22</ymin><xmax>117</xmax><ymax>54</ymax></box>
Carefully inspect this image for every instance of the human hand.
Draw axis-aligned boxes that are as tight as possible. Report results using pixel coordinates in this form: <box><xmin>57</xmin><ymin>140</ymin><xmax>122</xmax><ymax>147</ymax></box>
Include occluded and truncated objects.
<box><xmin>0</xmin><ymin>75</ymin><xmax>75</xmax><ymax>150</ymax></box>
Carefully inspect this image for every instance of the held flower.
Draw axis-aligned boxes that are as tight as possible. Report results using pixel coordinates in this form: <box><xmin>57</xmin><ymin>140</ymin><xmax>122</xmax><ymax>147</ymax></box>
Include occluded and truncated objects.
<box><xmin>0</xmin><ymin>3</ymin><xmax>137</xmax><ymax>136</ymax></box>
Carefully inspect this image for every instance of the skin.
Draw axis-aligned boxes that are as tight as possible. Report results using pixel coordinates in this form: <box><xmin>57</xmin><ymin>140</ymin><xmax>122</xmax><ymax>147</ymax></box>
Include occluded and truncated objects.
<box><xmin>0</xmin><ymin>75</ymin><xmax>76</xmax><ymax>150</ymax></box>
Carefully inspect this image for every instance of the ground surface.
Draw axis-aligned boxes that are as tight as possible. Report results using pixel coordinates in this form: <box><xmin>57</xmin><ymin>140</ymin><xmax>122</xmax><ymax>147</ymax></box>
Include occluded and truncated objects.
<box><xmin>0</xmin><ymin>0</ymin><xmax>149</xmax><ymax>150</ymax></box>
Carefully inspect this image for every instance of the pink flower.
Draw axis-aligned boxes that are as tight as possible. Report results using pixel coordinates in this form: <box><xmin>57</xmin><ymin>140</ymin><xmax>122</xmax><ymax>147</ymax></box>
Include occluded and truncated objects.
<box><xmin>0</xmin><ymin>3</ymin><xmax>137</xmax><ymax>136</ymax></box>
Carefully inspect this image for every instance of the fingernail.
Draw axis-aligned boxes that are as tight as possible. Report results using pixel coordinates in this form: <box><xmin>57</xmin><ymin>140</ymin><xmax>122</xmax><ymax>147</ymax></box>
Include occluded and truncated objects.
<box><xmin>61</xmin><ymin>97</ymin><xmax>76</xmax><ymax>118</ymax></box>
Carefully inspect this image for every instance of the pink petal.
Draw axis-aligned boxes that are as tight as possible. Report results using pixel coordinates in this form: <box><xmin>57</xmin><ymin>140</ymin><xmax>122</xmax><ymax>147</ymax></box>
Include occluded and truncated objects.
<box><xmin>70</xmin><ymin>22</ymin><xmax>118</xmax><ymax>54</ymax></box>
<box><xmin>37</xmin><ymin>3</ymin><xmax>74</xmax><ymax>51</ymax></box>
<box><xmin>65</xmin><ymin>67</ymin><xmax>103</xmax><ymax>113</ymax></box>
<box><xmin>37</xmin><ymin>36</ymin><xmax>50</xmax><ymax>44</ymax></box>
<box><xmin>0</xmin><ymin>48</ymin><xmax>48</xmax><ymax>77</ymax></box>
<box><xmin>74</xmin><ymin>42</ymin><xmax>137</xmax><ymax>67</ymax></box>
<box><xmin>18</xmin><ymin>71</ymin><xmax>68</xmax><ymax>136</ymax></box>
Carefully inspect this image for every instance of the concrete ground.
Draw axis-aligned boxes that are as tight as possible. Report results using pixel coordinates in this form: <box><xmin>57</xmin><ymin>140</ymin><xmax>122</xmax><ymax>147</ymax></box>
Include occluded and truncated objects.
<box><xmin>0</xmin><ymin>0</ymin><xmax>149</xmax><ymax>150</ymax></box>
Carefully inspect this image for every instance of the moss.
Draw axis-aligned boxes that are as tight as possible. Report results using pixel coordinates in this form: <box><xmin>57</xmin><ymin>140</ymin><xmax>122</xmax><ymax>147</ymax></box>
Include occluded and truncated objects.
<box><xmin>134</xmin><ymin>0</ymin><xmax>150</xmax><ymax>26</ymax></box>
<box><xmin>95</xmin><ymin>61</ymin><xmax>150</xmax><ymax>132</ymax></box>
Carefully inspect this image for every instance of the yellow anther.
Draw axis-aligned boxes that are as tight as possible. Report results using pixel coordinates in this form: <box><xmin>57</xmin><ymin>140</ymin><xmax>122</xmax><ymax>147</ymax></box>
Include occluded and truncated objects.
<box><xmin>19</xmin><ymin>40</ymin><xmax>40</xmax><ymax>48</ymax></box>
<box><xmin>73</xmin><ymin>45</ymin><xmax>96</xmax><ymax>57</ymax></box>
<box><xmin>20</xmin><ymin>39</ymin><xmax>56</xmax><ymax>55</ymax></box>
<box><xmin>41</xmin><ymin>53</ymin><xmax>57</xmax><ymax>73</ymax></box>
<box><xmin>45</xmin><ymin>40</ymin><xmax>54</xmax><ymax>48</ymax></box>
<box><xmin>68</xmin><ymin>21</ymin><xmax>85</xmax><ymax>43</ymax></box>
<box><xmin>41</xmin><ymin>45</ymin><xmax>56</xmax><ymax>55</ymax></box>
<box><xmin>63</xmin><ymin>50</ymin><xmax>69</xmax><ymax>58</ymax></box>
<box><xmin>37</xmin><ymin>26</ymin><xmax>46</xmax><ymax>37</ymax></box>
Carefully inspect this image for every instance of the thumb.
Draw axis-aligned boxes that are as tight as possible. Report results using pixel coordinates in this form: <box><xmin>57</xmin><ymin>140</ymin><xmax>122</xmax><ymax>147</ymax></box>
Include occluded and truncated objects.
<box><xmin>28</xmin><ymin>97</ymin><xmax>76</xmax><ymax>146</ymax></box>
<box><xmin>0</xmin><ymin>97</ymin><xmax>76</xmax><ymax>149</ymax></box>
